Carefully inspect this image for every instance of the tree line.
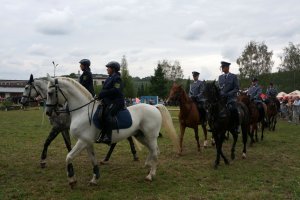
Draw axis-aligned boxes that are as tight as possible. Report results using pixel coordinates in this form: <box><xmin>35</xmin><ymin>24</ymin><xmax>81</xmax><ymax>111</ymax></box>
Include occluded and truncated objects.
<box><xmin>110</xmin><ymin>42</ymin><xmax>300</xmax><ymax>99</ymax></box>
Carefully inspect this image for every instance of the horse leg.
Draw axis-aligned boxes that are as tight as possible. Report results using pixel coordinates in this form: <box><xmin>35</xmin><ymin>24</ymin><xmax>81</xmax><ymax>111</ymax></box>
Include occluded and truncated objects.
<box><xmin>213</xmin><ymin>133</ymin><xmax>221</xmax><ymax>169</ymax></box>
<box><xmin>193</xmin><ymin>127</ymin><xmax>201</xmax><ymax>152</ymax></box>
<box><xmin>128</xmin><ymin>137</ymin><xmax>139</xmax><ymax>161</ymax></box>
<box><xmin>219</xmin><ymin>135</ymin><xmax>229</xmax><ymax>165</ymax></box>
<box><xmin>66</xmin><ymin>139</ymin><xmax>87</xmax><ymax>188</ymax></box>
<box><xmin>61</xmin><ymin>130</ymin><xmax>72</xmax><ymax>152</ymax></box>
<box><xmin>249</xmin><ymin>124</ymin><xmax>255</xmax><ymax>146</ymax></box>
<box><xmin>178</xmin><ymin>125</ymin><xmax>186</xmax><ymax>155</ymax></box>
<box><xmin>144</xmin><ymin>139</ymin><xmax>159</xmax><ymax>181</ymax></box>
<box><xmin>241</xmin><ymin>125</ymin><xmax>248</xmax><ymax>159</ymax></box>
<box><xmin>261</xmin><ymin>120</ymin><xmax>265</xmax><ymax>141</ymax></box>
<box><xmin>40</xmin><ymin>128</ymin><xmax>60</xmax><ymax>168</ymax></box>
<box><xmin>273</xmin><ymin>116</ymin><xmax>277</xmax><ymax>131</ymax></box>
<box><xmin>86</xmin><ymin>145</ymin><xmax>100</xmax><ymax>186</ymax></box>
<box><xmin>100</xmin><ymin>143</ymin><xmax>117</xmax><ymax>165</ymax></box>
<box><xmin>201</xmin><ymin>124</ymin><xmax>208</xmax><ymax>148</ymax></box>
<box><xmin>230</xmin><ymin>132</ymin><xmax>238</xmax><ymax>160</ymax></box>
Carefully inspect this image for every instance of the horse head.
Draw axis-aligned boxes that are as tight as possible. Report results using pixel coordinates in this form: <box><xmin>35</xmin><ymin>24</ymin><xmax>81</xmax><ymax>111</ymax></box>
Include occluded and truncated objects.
<box><xmin>237</xmin><ymin>91</ymin><xmax>251</xmax><ymax>106</ymax></box>
<box><xmin>20</xmin><ymin>74</ymin><xmax>38</xmax><ymax>105</ymax></box>
<box><xmin>166</xmin><ymin>82</ymin><xmax>184</xmax><ymax>104</ymax></box>
<box><xmin>45</xmin><ymin>74</ymin><xmax>65</xmax><ymax>116</ymax></box>
<box><xmin>203</xmin><ymin>81</ymin><xmax>220</xmax><ymax>104</ymax></box>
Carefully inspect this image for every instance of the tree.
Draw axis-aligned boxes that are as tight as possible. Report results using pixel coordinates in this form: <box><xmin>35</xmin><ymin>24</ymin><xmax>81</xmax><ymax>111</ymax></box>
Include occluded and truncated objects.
<box><xmin>278</xmin><ymin>42</ymin><xmax>300</xmax><ymax>72</ymax></box>
<box><xmin>185</xmin><ymin>77</ymin><xmax>191</xmax><ymax>93</ymax></box>
<box><xmin>120</xmin><ymin>55</ymin><xmax>136</xmax><ymax>98</ymax></box>
<box><xmin>158</xmin><ymin>59</ymin><xmax>184</xmax><ymax>81</ymax></box>
<box><xmin>149</xmin><ymin>64</ymin><xmax>168</xmax><ymax>99</ymax></box>
<box><xmin>237</xmin><ymin>41</ymin><xmax>274</xmax><ymax>78</ymax></box>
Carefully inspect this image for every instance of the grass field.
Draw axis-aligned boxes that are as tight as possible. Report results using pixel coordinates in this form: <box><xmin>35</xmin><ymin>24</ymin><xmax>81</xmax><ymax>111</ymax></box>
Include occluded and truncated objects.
<box><xmin>0</xmin><ymin>108</ymin><xmax>299</xmax><ymax>200</ymax></box>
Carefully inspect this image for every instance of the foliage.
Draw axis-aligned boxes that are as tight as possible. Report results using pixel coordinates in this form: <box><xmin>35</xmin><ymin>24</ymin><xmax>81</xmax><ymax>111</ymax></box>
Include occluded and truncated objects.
<box><xmin>239</xmin><ymin>70</ymin><xmax>300</xmax><ymax>93</ymax></box>
<box><xmin>0</xmin><ymin>109</ymin><xmax>300</xmax><ymax>199</ymax></box>
<box><xmin>237</xmin><ymin>41</ymin><xmax>274</xmax><ymax>79</ymax></box>
<box><xmin>158</xmin><ymin>60</ymin><xmax>184</xmax><ymax>81</ymax></box>
<box><xmin>149</xmin><ymin>64</ymin><xmax>169</xmax><ymax>99</ymax></box>
<box><xmin>185</xmin><ymin>77</ymin><xmax>191</xmax><ymax>93</ymax></box>
<box><xmin>278</xmin><ymin>42</ymin><xmax>300</xmax><ymax>72</ymax></box>
<box><xmin>120</xmin><ymin>55</ymin><xmax>136</xmax><ymax>98</ymax></box>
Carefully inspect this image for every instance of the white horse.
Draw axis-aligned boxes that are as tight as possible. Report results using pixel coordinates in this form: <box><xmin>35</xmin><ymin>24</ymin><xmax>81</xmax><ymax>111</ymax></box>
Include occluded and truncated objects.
<box><xmin>45</xmin><ymin>75</ymin><xmax>179</xmax><ymax>187</ymax></box>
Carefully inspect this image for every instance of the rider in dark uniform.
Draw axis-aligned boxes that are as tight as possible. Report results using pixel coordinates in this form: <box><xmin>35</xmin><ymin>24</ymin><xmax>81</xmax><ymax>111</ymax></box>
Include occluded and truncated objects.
<box><xmin>266</xmin><ymin>82</ymin><xmax>280</xmax><ymax>112</ymax></box>
<box><xmin>97</xmin><ymin>61</ymin><xmax>125</xmax><ymax>144</ymax></box>
<box><xmin>189</xmin><ymin>71</ymin><xmax>206</xmax><ymax>124</ymax></box>
<box><xmin>218</xmin><ymin>61</ymin><xmax>240</xmax><ymax>133</ymax></box>
<box><xmin>79</xmin><ymin>59</ymin><xmax>95</xmax><ymax>96</ymax></box>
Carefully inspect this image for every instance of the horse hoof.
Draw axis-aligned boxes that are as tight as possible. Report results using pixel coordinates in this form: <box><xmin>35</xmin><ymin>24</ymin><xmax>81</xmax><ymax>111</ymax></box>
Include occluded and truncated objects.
<box><xmin>145</xmin><ymin>175</ymin><xmax>152</xmax><ymax>182</ymax></box>
<box><xmin>100</xmin><ymin>160</ymin><xmax>109</xmax><ymax>165</ymax></box>
<box><xmin>242</xmin><ymin>153</ymin><xmax>247</xmax><ymax>159</ymax></box>
<box><xmin>69</xmin><ymin>180</ymin><xmax>77</xmax><ymax>189</ymax></box>
<box><xmin>89</xmin><ymin>180</ymin><xmax>97</xmax><ymax>186</ymax></box>
<box><xmin>40</xmin><ymin>162</ymin><xmax>46</xmax><ymax>168</ymax></box>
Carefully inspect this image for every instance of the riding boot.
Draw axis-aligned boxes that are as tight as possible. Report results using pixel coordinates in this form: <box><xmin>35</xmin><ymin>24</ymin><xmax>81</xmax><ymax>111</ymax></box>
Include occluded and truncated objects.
<box><xmin>100</xmin><ymin>124</ymin><xmax>112</xmax><ymax>145</ymax></box>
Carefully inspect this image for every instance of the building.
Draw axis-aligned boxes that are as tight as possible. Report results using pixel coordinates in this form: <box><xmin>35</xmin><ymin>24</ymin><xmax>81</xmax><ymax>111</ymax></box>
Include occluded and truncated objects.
<box><xmin>0</xmin><ymin>80</ymin><xmax>27</xmax><ymax>103</ymax></box>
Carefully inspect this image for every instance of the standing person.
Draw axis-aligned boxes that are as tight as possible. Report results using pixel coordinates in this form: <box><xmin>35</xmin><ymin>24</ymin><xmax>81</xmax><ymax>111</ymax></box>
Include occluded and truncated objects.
<box><xmin>189</xmin><ymin>71</ymin><xmax>206</xmax><ymax>123</ymax></box>
<box><xmin>292</xmin><ymin>96</ymin><xmax>300</xmax><ymax>124</ymax></box>
<box><xmin>218</xmin><ymin>61</ymin><xmax>240</xmax><ymax>133</ymax></box>
<box><xmin>97</xmin><ymin>61</ymin><xmax>125</xmax><ymax>144</ymax></box>
<box><xmin>79</xmin><ymin>59</ymin><xmax>95</xmax><ymax>96</ymax></box>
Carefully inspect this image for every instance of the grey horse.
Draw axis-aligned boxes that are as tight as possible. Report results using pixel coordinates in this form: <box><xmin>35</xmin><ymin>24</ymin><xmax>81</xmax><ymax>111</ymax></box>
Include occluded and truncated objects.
<box><xmin>20</xmin><ymin>74</ymin><xmax>138</xmax><ymax>168</ymax></box>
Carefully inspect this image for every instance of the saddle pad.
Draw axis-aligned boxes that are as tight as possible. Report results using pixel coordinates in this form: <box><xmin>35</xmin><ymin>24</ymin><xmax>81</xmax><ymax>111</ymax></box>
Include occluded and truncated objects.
<box><xmin>93</xmin><ymin>107</ymin><xmax>132</xmax><ymax>130</ymax></box>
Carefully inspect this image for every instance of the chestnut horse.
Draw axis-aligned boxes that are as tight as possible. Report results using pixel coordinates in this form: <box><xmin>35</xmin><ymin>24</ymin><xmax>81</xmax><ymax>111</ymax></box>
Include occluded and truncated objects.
<box><xmin>266</xmin><ymin>97</ymin><xmax>278</xmax><ymax>131</ymax></box>
<box><xmin>238</xmin><ymin>92</ymin><xmax>265</xmax><ymax>144</ymax></box>
<box><xmin>167</xmin><ymin>83</ymin><xmax>208</xmax><ymax>154</ymax></box>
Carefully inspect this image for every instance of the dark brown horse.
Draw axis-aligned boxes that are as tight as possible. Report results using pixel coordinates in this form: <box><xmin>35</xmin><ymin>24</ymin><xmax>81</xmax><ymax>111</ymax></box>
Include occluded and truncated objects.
<box><xmin>238</xmin><ymin>92</ymin><xmax>265</xmax><ymax>144</ymax></box>
<box><xmin>167</xmin><ymin>83</ymin><xmax>208</xmax><ymax>154</ymax></box>
<box><xmin>203</xmin><ymin>82</ymin><xmax>250</xmax><ymax>169</ymax></box>
<box><xmin>266</xmin><ymin>97</ymin><xmax>278</xmax><ymax>131</ymax></box>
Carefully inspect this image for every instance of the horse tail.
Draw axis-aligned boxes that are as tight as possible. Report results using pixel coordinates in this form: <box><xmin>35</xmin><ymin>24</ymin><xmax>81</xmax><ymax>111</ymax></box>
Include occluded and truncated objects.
<box><xmin>155</xmin><ymin>104</ymin><xmax>180</xmax><ymax>153</ymax></box>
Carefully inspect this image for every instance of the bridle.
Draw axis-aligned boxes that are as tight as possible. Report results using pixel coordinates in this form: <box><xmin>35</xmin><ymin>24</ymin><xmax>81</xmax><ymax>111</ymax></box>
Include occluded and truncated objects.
<box><xmin>46</xmin><ymin>78</ymin><xmax>96</xmax><ymax>115</ymax></box>
<box><xmin>22</xmin><ymin>82</ymin><xmax>46</xmax><ymax>103</ymax></box>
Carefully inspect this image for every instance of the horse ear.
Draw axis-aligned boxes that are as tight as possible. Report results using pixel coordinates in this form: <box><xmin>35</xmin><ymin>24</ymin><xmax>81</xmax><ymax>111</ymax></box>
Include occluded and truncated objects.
<box><xmin>28</xmin><ymin>74</ymin><xmax>34</xmax><ymax>84</ymax></box>
<box><xmin>46</xmin><ymin>73</ymin><xmax>53</xmax><ymax>83</ymax></box>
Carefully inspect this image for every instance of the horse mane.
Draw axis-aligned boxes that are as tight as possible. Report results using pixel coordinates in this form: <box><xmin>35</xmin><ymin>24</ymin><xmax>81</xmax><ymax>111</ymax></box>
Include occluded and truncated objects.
<box><xmin>58</xmin><ymin>77</ymin><xmax>93</xmax><ymax>100</ymax></box>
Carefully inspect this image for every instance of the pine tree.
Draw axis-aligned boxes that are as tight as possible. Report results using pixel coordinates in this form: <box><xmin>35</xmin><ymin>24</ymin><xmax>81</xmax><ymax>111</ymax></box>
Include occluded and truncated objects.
<box><xmin>149</xmin><ymin>64</ymin><xmax>168</xmax><ymax>99</ymax></box>
<box><xmin>120</xmin><ymin>55</ymin><xmax>136</xmax><ymax>98</ymax></box>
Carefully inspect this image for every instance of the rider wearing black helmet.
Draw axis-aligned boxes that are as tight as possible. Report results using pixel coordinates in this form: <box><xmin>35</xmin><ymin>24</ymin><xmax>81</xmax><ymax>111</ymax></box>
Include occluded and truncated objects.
<box><xmin>79</xmin><ymin>59</ymin><xmax>95</xmax><ymax>96</ymax></box>
<box><xmin>97</xmin><ymin>61</ymin><xmax>125</xmax><ymax>144</ymax></box>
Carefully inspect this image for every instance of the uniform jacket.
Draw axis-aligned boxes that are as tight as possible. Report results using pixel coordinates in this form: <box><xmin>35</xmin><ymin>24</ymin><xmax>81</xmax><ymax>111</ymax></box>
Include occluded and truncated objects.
<box><xmin>79</xmin><ymin>68</ymin><xmax>95</xmax><ymax>96</ymax></box>
<box><xmin>247</xmin><ymin>84</ymin><xmax>262</xmax><ymax>102</ymax></box>
<box><xmin>189</xmin><ymin>80</ymin><xmax>205</xmax><ymax>102</ymax></box>
<box><xmin>266</xmin><ymin>87</ymin><xmax>278</xmax><ymax>98</ymax></box>
<box><xmin>98</xmin><ymin>72</ymin><xmax>124</xmax><ymax>106</ymax></box>
<box><xmin>218</xmin><ymin>72</ymin><xmax>239</xmax><ymax>103</ymax></box>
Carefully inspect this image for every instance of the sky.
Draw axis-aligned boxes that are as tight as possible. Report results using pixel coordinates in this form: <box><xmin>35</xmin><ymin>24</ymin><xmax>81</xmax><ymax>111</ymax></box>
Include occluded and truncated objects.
<box><xmin>1</xmin><ymin>0</ymin><xmax>300</xmax><ymax>81</ymax></box>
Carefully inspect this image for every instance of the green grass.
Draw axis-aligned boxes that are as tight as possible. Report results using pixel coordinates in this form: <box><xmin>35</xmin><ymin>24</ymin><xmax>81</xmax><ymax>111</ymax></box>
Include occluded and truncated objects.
<box><xmin>0</xmin><ymin>108</ymin><xmax>299</xmax><ymax>200</ymax></box>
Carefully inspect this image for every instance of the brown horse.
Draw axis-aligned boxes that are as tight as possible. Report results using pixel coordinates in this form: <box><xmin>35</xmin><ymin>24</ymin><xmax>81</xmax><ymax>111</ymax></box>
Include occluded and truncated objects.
<box><xmin>166</xmin><ymin>83</ymin><xmax>208</xmax><ymax>154</ymax></box>
<box><xmin>266</xmin><ymin>97</ymin><xmax>278</xmax><ymax>131</ymax></box>
<box><xmin>238</xmin><ymin>92</ymin><xmax>265</xmax><ymax>144</ymax></box>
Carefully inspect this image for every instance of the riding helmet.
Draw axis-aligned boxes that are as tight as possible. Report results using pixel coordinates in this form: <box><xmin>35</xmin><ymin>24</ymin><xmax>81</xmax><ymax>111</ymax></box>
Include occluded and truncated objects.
<box><xmin>79</xmin><ymin>59</ymin><xmax>91</xmax><ymax>67</ymax></box>
<box><xmin>106</xmin><ymin>61</ymin><xmax>120</xmax><ymax>72</ymax></box>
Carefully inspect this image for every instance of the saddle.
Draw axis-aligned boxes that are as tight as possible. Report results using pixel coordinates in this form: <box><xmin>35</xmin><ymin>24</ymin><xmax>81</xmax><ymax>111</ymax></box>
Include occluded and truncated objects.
<box><xmin>92</xmin><ymin>105</ymin><xmax>132</xmax><ymax>131</ymax></box>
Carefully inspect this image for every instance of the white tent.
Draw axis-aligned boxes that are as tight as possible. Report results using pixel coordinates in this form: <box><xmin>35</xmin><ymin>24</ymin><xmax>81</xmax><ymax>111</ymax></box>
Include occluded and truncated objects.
<box><xmin>276</xmin><ymin>91</ymin><xmax>287</xmax><ymax>98</ymax></box>
<box><xmin>287</xmin><ymin>90</ymin><xmax>300</xmax><ymax>97</ymax></box>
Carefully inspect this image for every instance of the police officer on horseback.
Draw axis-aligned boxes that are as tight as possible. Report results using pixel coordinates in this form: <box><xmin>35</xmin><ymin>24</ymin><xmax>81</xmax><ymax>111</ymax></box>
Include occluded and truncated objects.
<box><xmin>218</xmin><ymin>61</ymin><xmax>240</xmax><ymax>133</ymax></box>
<box><xmin>266</xmin><ymin>82</ymin><xmax>280</xmax><ymax>112</ymax></box>
<box><xmin>189</xmin><ymin>71</ymin><xmax>206</xmax><ymax>124</ymax></box>
<box><xmin>247</xmin><ymin>78</ymin><xmax>267</xmax><ymax>122</ymax></box>
<box><xmin>97</xmin><ymin>61</ymin><xmax>125</xmax><ymax>145</ymax></box>
<box><xmin>79</xmin><ymin>59</ymin><xmax>95</xmax><ymax>96</ymax></box>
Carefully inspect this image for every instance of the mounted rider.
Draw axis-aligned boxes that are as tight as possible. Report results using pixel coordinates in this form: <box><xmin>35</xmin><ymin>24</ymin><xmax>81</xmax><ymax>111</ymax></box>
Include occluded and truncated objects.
<box><xmin>97</xmin><ymin>61</ymin><xmax>125</xmax><ymax>145</ymax></box>
<box><xmin>189</xmin><ymin>71</ymin><xmax>206</xmax><ymax>124</ymax></box>
<box><xmin>218</xmin><ymin>61</ymin><xmax>240</xmax><ymax>133</ymax></box>
<box><xmin>247</xmin><ymin>78</ymin><xmax>267</xmax><ymax>121</ymax></box>
<box><xmin>79</xmin><ymin>59</ymin><xmax>95</xmax><ymax>96</ymax></box>
<box><xmin>266</xmin><ymin>82</ymin><xmax>280</xmax><ymax>112</ymax></box>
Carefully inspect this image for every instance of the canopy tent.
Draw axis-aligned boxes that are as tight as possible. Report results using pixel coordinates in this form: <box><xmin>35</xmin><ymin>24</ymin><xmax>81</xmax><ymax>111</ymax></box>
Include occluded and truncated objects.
<box><xmin>276</xmin><ymin>91</ymin><xmax>287</xmax><ymax>98</ymax></box>
<box><xmin>287</xmin><ymin>90</ymin><xmax>300</xmax><ymax>97</ymax></box>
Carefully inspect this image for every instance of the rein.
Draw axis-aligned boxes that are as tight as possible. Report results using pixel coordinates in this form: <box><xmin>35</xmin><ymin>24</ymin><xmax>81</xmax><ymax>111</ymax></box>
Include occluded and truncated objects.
<box><xmin>22</xmin><ymin>83</ymin><xmax>46</xmax><ymax>103</ymax></box>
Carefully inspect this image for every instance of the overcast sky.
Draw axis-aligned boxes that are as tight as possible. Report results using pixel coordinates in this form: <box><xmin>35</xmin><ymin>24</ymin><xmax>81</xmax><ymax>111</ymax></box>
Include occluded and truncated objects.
<box><xmin>1</xmin><ymin>0</ymin><xmax>299</xmax><ymax>81</ymax></box>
